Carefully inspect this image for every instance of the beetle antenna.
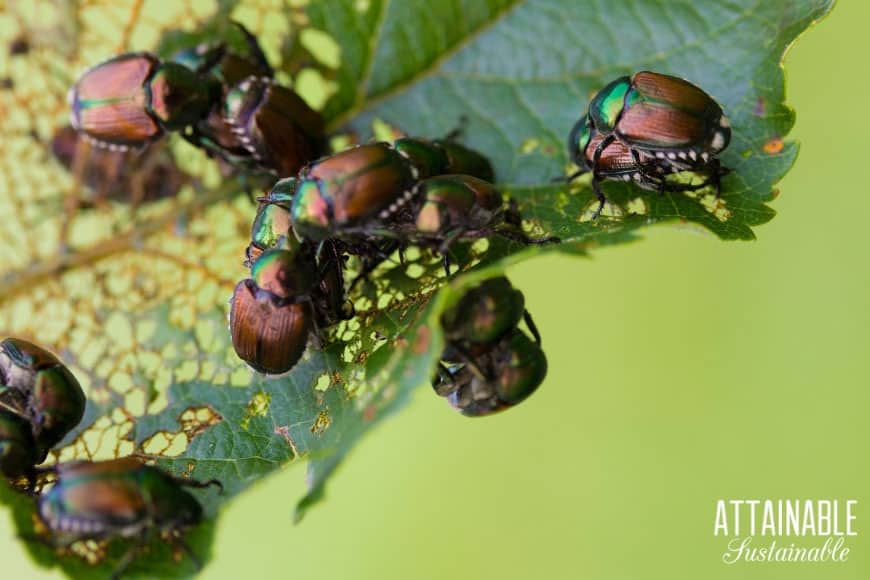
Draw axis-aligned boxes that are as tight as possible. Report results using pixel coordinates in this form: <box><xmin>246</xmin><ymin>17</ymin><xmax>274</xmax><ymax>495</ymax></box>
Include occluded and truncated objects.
<box><xmin>443</xmin><ymin>115</ymin><xmax>469</xmax><ymax>142</ymax></box>
<box><xmin>552</xmin><ymin>169</ymin><xmax>587</xmax><ymax>183</ymax></box>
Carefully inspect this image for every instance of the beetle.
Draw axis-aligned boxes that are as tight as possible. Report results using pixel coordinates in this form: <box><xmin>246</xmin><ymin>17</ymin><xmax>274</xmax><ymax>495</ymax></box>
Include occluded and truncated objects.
<box><xmin>440</xmin><ymin>276</ymin><xmax>534</xmax><ymax>350</ymax></box>
<box><xmin>289</xmin><ymin>140</ymin><xmax>555</xmax><ymax>276</ymax></box>
<box><xmin>407</xmin><ymin>175</ymin><xmax>559</xmax><ymax>269</ymax></box>
<box><xmin>290</xmin><ymin>142</ymin><xmax>418</xmax><ymax>243</ymax></box>
<box><xmin>69</xmin><ymin>52</ymin><xmax>219</xmax><ymax>150</ymax></box>
<box><xmin>170</xmin><ymin>21</ymin><xmax>272</xmax><ymax>88</ymax></box>
<box><xmin>51</xmin><ymin>125</ymin><xmax>187</xmax><ymax>208</ymax></box>
<box><xmin>392</xmin><ymin>137</ymin><xmax>495</xmax><ymax>182</ymax></box>
<box><xmin>230</xmin><ymin>248</ymin><xmax>316</xmax><ymax>375</ymax></box>
<box><xmin>0</xmin><ymin>338</ymin><xmax>86</xmax><ymax>461</ymax></box>
<box><xmin>36</xmin><ymin>457</ymin><xmax>221</xmax><ymax>579</ymax></box>
<box><xmin>220</xmin><ymin>76</ymin><xmax>327</xmax><ymax>177</ymax></box>
<box><xmin>432</xmin><ymin>277</ymin><xmax>546</xmax><ymax>417</ymax></box>
<box><xmin>245</xmin><ymin>181</ymin><xmax>354</xmax><ymax>323</ymax></box>
<box><xmin>170</xmin><ymin>22</ymin><xmax>276</xmax><ymax>173</ymax></box>
<box><xmin>568</xmin><ymin>118</ymin><xmax>718</xmax><ymax>216</ymax></box>
<box><xmin>0</xmin><ymin>409</ymin><xmax>39</xmax><ymax>483</ymax></box>
<box><xmin>567</xmin><ymin>71</ymin><xmax>731</xmax><ymax>217</ymax></box>
<box><xmin>230</xmin><ymin>238</ymin><xmax>352</xmax><ymax>375</ymax></box>
<box><xmin>170</xmin><ymin>23</ymin><xmax>326</xmax><ymax>177</ymax></box>
<box><xmin>434</xmin><ymin>330</ymin><xmax>547</xmax><ymax>417</ymax></box>
<box><xmin>289</xmin><ymin>132</ymin><xmax>502</xmax><ymax>244</ymax></box>
<box><xmin>244</xmin><ymin>179</ymin><xmax>298</xmax><ymax>268</ymax></box>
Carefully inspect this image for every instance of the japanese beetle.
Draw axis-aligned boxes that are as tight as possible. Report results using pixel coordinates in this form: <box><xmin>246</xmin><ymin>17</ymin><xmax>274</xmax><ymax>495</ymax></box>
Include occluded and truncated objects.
<box><xmin>290</xmin><ymin>142</ymin><xmax>417</xmax><ymax>243</ymax></box>
<box><xmin>440</xmin><ymin>276</ymin><xmax>527</xmax><ymax>347</ymax></box>
<box><xmin>230</xmin><ymin>241</ymin><xmax>352</xmax><ymax>374</ymax></box>
<box><xmin>569</xmin><ymin>118</ymin><xmax>710</xmax><ymax>216</ymax></box>
<box><xmin>568</xmin><ymin>71</ymin><xmax>731</xmax><ymax>216</ymax></box>
<box><xmin>245</xmin><ymin>178</ymin><xmax>298</xmax><ymax>267</ymax></box>
<box><xmin>246</xmin><ymin>181</ymin><xmax>353</xmax><ymax>320</ymax></box>
<box><xmin>393</xmin><ymin>137</ymin><xmax>495</xmax><ymax>182</ymax></box>
<box><xmin>222</xmin><ymin>76</ymin><xmax>327</xmax><ymax>177</ymax></box>
<box><xmin>70</xmin><ymin>52</ymin><xmax>219</xmax><ymax>150</ymax></box>
<box><xmin>230</xmin><ymin>249</ymin><xmax>315</xmax><ymax>375</ymax></box>
<box><xmin>435</xmin><ymin>330</ymin><xmax>547</xmax><ymax>417</ymax></box>
<box><xmin>407</xmin><ymin>175</ymin><xmax>560</xmax><ymax>270</ymax></box>
<box><xmin>171</xmin><ymin>23</ymin><xmax>324</xmax><ymax>176</ymax></box>
<box><xmin>37</xmin><ymin>457</ymin><xmax>221</xmax><ymax>578</ymax></box>
<box><xmin>51</xmin><ymin>125</ymin><xmax>187</xmax><ymax>207</ymax></box>
<box><xmin>173</xmin><ymin>28</ymin><xmax>273</xmax><ymax>172</ymax></box>
<box><xmin>587</xmin><ymin>71</ymin><xmax>730</xmax><ymax>155</ymax></box>
<box><xmin>0</xmin><ymin>409</ymin><xmax>38</xmax><ymax>482</ymax></box>
<box><xmin>433</xmin><ymin>278</ymin><xmax>546</xmax><ymax>417</ymax></box>
<box><xmin>0</xmin><ymin>338</ymin><xmax>85</xmax><ymax>461</ymax></box>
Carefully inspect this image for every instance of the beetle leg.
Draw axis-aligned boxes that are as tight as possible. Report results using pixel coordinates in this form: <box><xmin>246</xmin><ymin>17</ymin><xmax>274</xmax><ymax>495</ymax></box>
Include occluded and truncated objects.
<box><xmin>499</xmin><ymin>199</ymin><xmax>560</xmax><ymax>245</ymax></box>
<box><xmin>656</xmin><ymin>175</ymin><xmax>667</xmax><ymax>196</ymax></box>
<box><xmin>442</xmin><ymin>114</ymin><xmax>469</xmax><ymax>142</ymax></box>
<box><xmin>348</xmin><ymin>251</ymin><xmax>386</xmax><ymax>291</ymax></box>
<box><xmin>348</xmin><ymin>239</ymin><xmax>401</xmax><ymax>290</ymax></box>
<box><xmin>710</xmin><ymin>158</ymin><xmax>723</xmax><ymax>197</ymax></box>
<box><xmin>553</xmin><ymin>168</ymin><xmax>588</xmax><ymax>184</ymax></box>
<box><xmin>231</xmin><ymin>21</ymin><xmax>274</xmax><ymax>77</ymax></box>
<box><xmin>110</xmin><ymin>532</ymin><xmax>148</xmax><ymax>580</ymax></box>
<box><xmin>33</xmin><ymin>464</ymin><xmax>59</xmax><ymax>476</ymax></box>
<box><xmin>433</xmin><ymin>362</ymin><xmax>459</xmax><ymax>397</ymax></box>
<box><xmin>447</xmin><ymin>345</ymin><xmax>491</xmax><ymax>382</ymax></box>
<box><xmin>590</xmin><ymin>133</ymin><xmax>616</xmax><ymax>218</ymax></box>
<box><xmin>522</xmin><ymin>309</ymin><xmax>542</xmax><ymax>346</ymax></box>
<box><xmin>307</xmin><ymin>301</ymin><xmax>327</xmax><ymax>349</ymax></box>
<box><xmin>180</xmin><ymin>129</ymin><xmax>211</xmax><ymax>156</ymax></box>
<box><xmin>439</xmin><ymin>252</ymin><xmax>452</xmax><ymax>277</ymax></box>
<box><xmin>438</xmin><ymin>229</ymin><xmax>469</xmax><ymax>276</ymax></box>
<box><xmin>0</xmin><ymin>390</ymin><xmax>26</xmax><ymax>416</ymax></box>
<box><xmin>590</xmin><ymin>176</ymin><xmax>607</xmax><ymax>219</ymax></box>
<box><xmin>24</xmin><ymin>468</ymin><xmax>37</xmax><ymax>496</ymax></box>
<box><xmin>192</xmin><ymin>43</ymin><xmax>227</xmax><ymax>75</ymax></box>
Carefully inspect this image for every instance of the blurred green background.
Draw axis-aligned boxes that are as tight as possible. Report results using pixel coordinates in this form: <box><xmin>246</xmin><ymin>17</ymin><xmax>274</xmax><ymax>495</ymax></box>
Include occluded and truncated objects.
<box><xmin>2</xmin><ymin>1</ymin><xmax>867</xmax><ymax>579</ymax></box>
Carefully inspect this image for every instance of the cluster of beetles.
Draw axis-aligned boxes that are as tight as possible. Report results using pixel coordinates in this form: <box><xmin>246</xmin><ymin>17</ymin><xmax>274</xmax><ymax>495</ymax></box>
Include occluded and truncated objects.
<box><xmin>5</xmin><ymin>17</ymin><xmax>733</xmax><ymax>577</ymax></box>
<box><xmin>0</xmin><ymin>338</ymin><xmax>220</xmax><ymax>578</ymax></box>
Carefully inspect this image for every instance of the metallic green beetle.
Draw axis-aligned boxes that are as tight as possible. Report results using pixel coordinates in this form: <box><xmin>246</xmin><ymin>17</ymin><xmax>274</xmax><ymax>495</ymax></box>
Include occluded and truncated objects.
<box><xmin>567</xmin><ymin>71</ymin><xmax>732</xmax><ymax>217</ymax></box>
<box><xmin>244</xmin><ymin>178</ymin><xmax>300</xmax><ymax>267</ymax></box>
<box><xmin>222</xmin><ymin>76</ymin><xmax>327</xmax><ymax>177</ymax></box>
<box><xmin>440</xmin><ymin>276</ymin><xmax>532</xmax><ymax>348</ymax></box>
<box><xmin>170</xmin><ymin>21</ymin><xmax>280</xmax><ymax>173</ymax></box>
<box><xmin>290</xmin><ymin>134</ymin><xmax>498</xmax><ymax>244</ymax></box>
<box><xmin>0</xmin><ymin>338</ymin><xmax>85</xmax><ymax>461</ymax></box>
<box><xmin>37</xmin><ymin>457</ymin><xmax>221</xmax><ymax>578</ymax></box>
<box><xmin>69</xmin><ymin>52</ymin><xmax>219</xmax><ymax>150</ymax></box>
<box><xmin>433</xmin><ymin>277</ymin><xmax>546</xmax><ymax>417</ymax></box>
<box><xmin>585</xmin><ymin>71</ymin><xmax>730</xmax><ymax>155</ymax></box>
<box><xmin>230</xmin><ymin>248</ymin><xmax>316</xmax><ymax>375</ymax></box>
<box><xmin>392</xmin><ymin>137</ymin><xmax>495</xmax><ymax>182</ymax></box>
<box><xmin>408</xmin><ymin>175</ymin><xmax>558</xmax><ymax>269</ymax></box>
<box><xmin>290</xmin><ymin>142</ymin><xmax>419</xmax><ymax>243</ymax></box>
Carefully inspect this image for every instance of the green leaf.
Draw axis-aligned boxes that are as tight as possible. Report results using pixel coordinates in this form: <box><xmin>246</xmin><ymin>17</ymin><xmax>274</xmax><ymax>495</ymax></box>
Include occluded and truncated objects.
<box><xmin>0</xmin><ymin>0</ymin><xmax>832</xmax><ymax>577</ymax></box>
